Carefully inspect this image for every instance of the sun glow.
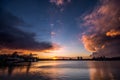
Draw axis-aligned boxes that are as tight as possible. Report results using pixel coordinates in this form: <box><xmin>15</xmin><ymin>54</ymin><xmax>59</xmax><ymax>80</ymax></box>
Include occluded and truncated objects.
<box><xmin>53</xmin><ymin>57</ymin><xmax>57</xmax><ymax>60</ymax></box>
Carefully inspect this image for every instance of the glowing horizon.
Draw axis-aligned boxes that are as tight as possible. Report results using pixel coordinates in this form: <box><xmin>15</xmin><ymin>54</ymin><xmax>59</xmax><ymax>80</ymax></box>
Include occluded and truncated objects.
<box><xmin>0</xmin><ymin>0</ymin><xmax>120</xmax><ymax>58</ymax></box>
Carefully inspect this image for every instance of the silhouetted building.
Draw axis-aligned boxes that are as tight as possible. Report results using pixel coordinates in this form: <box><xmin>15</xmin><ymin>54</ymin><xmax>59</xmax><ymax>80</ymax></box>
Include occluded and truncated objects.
<box><xmin>77</xmin><ymin>56</ymin><xmax>83</xmax><ymax>60</ymax></box>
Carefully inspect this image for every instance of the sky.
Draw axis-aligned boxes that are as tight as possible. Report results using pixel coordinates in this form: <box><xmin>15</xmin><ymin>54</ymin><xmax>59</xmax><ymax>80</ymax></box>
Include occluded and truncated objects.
<box><xmin>0</xmin><ymin>0</ymin><xmax>120</xmax><ymax>58</ymax></box>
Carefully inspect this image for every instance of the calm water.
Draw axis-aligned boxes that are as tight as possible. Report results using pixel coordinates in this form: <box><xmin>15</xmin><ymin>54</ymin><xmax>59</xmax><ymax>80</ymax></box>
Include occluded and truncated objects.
<box><xmin>0</xmin><ymin>61</ymin><xmax>120</xmax><ymax>80</ymax></box>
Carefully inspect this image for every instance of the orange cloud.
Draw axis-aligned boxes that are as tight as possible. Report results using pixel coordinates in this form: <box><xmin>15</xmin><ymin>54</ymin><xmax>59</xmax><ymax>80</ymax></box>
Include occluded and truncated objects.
<box><xmin>42</xmin><ymin>43</ymin><xmax>61</xmax><ymax>53</ymax></box>
<box><xmin>81</xmin><ymin>0</ymin><xmax>120</xmax><ymax>57</ymax></box>
<box><xmin>82</xmin><ymin>35</ymin><xmax>104</xmax><ymax>52</ymax></box>
<box><xmin>106</xmin><ymin>30</ymin><xmax>120</xmax><ymax>37</ymax></box>
<box><xmin>0</xmin><ymin>43</ymin><xmax>61</xmax><ymax>55</ymax></box>
<box><xmin>82</xmin><ymin>35</ymin><xmax>96</xmax><ymax>52</ymax></box>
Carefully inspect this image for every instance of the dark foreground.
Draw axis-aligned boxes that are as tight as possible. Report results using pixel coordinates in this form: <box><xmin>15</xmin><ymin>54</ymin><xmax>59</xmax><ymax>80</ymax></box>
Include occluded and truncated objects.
<box><xmin>0</xmin><ymin>61</ymin><xmax>120</xmax><ymax>80</ymax></box>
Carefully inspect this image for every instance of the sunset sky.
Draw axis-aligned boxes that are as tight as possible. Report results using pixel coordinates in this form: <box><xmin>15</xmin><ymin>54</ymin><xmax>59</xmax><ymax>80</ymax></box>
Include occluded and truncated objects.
<box><xmin>0</xmin><ymin>0</ymin><xmax>120</xmax><ymax>58</ymax></box>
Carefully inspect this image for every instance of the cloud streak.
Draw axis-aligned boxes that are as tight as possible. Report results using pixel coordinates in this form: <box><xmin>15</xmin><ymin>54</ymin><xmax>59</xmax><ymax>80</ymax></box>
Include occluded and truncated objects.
<box><xmin>81</xmin><ymin>0</ymin><xmax>120</xmax><ymax>57</ymax></box>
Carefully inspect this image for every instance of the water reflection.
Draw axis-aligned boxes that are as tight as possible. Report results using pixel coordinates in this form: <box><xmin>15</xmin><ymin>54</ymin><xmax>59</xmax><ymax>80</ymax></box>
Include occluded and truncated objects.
<box><xmin>88</xmin><ymin>61</ymin><xmax>120</xmax><ymax>80</ymax></box>
<box><xmin>0</xmin><ymin>62</ymin><xmax>31</xmax><ymax>76</ymax></box>
<box><xmin>0</xmin><ymin>61</ymin><xmax>120</xmax><ymax>80</ymax></box>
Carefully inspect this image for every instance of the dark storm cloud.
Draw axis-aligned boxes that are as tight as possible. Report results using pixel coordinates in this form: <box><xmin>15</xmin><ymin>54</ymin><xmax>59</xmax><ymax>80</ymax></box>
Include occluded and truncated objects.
<box><xmin>81</xmin><ymin>0</ymin><xmax>120</xmax><ymax>57</ymax></box>
<box><xmin>0</xmin><ymin>8</ymin><xmax>55</xmax><ymax>52</ymax></box>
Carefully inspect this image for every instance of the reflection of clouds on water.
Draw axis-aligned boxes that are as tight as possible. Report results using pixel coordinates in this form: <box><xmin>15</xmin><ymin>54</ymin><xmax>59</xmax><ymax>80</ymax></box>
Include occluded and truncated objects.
<box><xmin>88</xmin><ymin>61</ymin><xmax>120</xmax><ymax>80</ymax></box>
<box><xmin>0</xmin><ymin>62</ymin><xmax>64</xmax><ymax>80</ymax></box>
<box><xmin>0</xmin><ymin>62</ymin><xmax>67</xmax><ymax>80</ymax></box>
<box><xmin>0</xmin><ymin>61</ymin><xmax>120</xmax><ymax>80</ymax></box>
<box><xmin>0</xmin><ymin>62</ymin><xmax>52</xmax><ymax>80</ymax></box>
<box><xmin>0</xmin><ymin>61</ymin><xmax>90</xmax><ymax>80</ymax></box>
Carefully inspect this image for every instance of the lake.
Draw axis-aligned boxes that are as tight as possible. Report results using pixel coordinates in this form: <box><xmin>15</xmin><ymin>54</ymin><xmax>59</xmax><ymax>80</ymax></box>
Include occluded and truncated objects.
<box><xmin>0</xmin><ymin>61</ymin><xmax>120</xmax><ymax>80</ymax></box>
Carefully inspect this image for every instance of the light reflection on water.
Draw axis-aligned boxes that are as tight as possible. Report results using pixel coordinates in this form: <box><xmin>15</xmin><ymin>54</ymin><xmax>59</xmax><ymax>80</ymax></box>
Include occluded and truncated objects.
<box><xmin>0</xmin><ymin>61</ymin><xmax>120</xmax><ymax>80</ymax></box>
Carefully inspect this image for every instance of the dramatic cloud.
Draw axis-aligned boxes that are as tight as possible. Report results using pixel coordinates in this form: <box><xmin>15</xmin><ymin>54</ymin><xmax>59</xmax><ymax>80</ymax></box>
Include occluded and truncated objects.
<box><xmin>81</xmin><ymin>0</ymin><xmax>120</xmax><ymax>57</ymax></box>
<box><xmin>0</xmin><ymin>8</ymin><xmax>59</xmax><ymax>53</ymax></box>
